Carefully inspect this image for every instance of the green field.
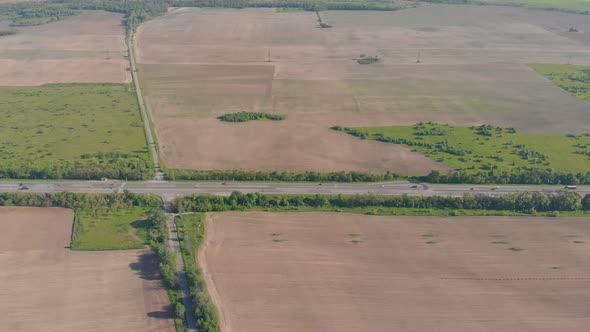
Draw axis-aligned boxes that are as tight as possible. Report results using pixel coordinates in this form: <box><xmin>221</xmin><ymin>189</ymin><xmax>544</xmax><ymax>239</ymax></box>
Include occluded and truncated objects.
<box><xmin>494</xmin><ymin>0</ymin><xmax>590</xmax><ymax>12</ymax></box>
<box><xmin>531</xmin><ymin>64</ymin><xmax>590</xmax><ymax>100</ymax></box>
<box><xmin>73</xmin><ymin>207</ymin><xmax>151</xmax><ymax>250</ymax></box>
<box><xmin>435</xmin><ymin>0</ymin><xmax>590</xmax><ymax>13</ymax></box>
<box><xmin>334</xmin><ymin>123</ymin><xmax>590</xmax><ymax>174</ymax></box>
<box><xmin>0</xmin><ymin>84</ymin><xmax>153</xmax><ymax>180</ymax></box>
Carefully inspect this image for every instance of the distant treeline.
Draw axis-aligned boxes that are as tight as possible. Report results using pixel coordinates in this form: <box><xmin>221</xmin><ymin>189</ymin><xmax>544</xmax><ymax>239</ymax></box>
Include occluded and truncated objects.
<box><xmin>0</xmin><ymin>0</ymin><xmax>404</xmax><ymax>32</ymax></box>
<box><xmin>0</xmin><ymin>30</ymin><xmax>16</xmax><ymax>36</ymax></box>
<box><xmin>0</xmin><ymin>152</ymin><xmax>154</xmax><ymax>180</ymax></box>
<box><xmin>173</xmin><ymin>190</ymin><xmax>590</xmax><ymax>213</ymax></box>
<box><xmin>167</xmin><ymin>169</ymin><xmax>398</xmax><ymax>182</ymax></box>
<box><xmin>217</xmin><ymin>112</ymin><xmax>285</xmax><ymax>122</ymax></box>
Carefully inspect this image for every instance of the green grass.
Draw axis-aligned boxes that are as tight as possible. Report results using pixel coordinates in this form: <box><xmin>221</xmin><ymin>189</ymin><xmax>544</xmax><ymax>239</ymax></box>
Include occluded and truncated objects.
<box><xmin>0</xmin><ymin>83</ymin><xmax>153</xmax><ymax>179</ymax></box>
<box><xmin>486</xmin><ymin>0</ymin><xmax>590</xmax><ymax>13</ymax></box>
<box><xmin>335</xmin><ymin>122</ymin><xmax>590</xmax><ymax>174</ymax></box>
<box><xmin>530</xmin><ymin>64</ymin><xmax>590</xmax><ymax>100</ymax></box>
<box><xmin>433</xmin><ymin>0</ymin><xmax>590</xmax><ymax>13</ymax></box>
<box><xmin>74</xmin><ymin>207</ymin><xmax>151</xmax><ymax>250</ymax></box>
<box><xmin>217</xmin><ymin>205</ymin><xmax>588</xmax><ymax>217</ymax></box>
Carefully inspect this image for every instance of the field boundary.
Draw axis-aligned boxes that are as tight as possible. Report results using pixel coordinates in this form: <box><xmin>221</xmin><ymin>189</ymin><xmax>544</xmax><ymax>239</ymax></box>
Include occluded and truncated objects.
<box><xmin>176</xmin><ymin>213</ymin><xmax>221</xmax><ymax>332</ymax></box>
<box><xmin>127</xmin><ymin>31</ymin><xmax>164</xmax><ymax>181</ymax></box>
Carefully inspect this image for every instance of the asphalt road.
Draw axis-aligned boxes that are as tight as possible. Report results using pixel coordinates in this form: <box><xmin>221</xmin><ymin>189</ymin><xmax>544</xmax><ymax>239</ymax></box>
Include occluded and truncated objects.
<box><xmin>1</xmin><ymin>180</ymin><xmax>587</xmax><ymax>201</ymax></box>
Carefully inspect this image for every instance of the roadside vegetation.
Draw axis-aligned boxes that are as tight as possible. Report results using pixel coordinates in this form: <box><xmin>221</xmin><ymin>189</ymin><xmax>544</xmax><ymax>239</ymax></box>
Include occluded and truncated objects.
<box><xmin>167</xmin><ymin>169</ymin><xmax>398</xmax><ymax>182</ymax></box>
<box><xmin>217</xmin><ymin>112</ymin><xmax>286</xmax><ymax>122</ymax></box>
<box><xmin>0</xmin><ymin>84</ymin><xmax>153</xmax><ymax>180</ymax></box>
<box><xmin>530</xmin><ymin>64</ymin><xmax>590</xmax><ymax>100</ymax></box>
<box><xmin>176</xmin><ymin>214</ymin><xmax>220</xmax><ymax>332</ymax></box>
<box><xmin>173</xmin><ymin>190</ymin><xmax>590</xmax><ymax>215</ymax></box>
<box><xmin>333</xmin><ymin>123</ymin><xmax>590</xmax><ymax>184</ymax></box>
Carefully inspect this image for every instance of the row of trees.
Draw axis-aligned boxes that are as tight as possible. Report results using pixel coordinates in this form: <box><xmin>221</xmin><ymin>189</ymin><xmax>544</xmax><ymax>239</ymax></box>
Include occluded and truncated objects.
<box><xmin>0</xmin><ymin>191</ymin><xmax>161</xmax><ymax>210</ymax></box>
<box><xmin>176</xmin><ymin>214</ymin><xmax>220</xmax><ymax>332</ymax></box>
<box><xmin>173</xmin><ymin>190</ymin><xmax>590</xmax><ymax>213</ymax></box>
<box><xmin>147</xmin><ymin>210</ymin><xmax>187</xmax><ymax>322</ymax></box>
<box><xmin>169</xmin><ymin>169</ymin><xmax>399</xmax><ymax>182</ymax></box>
<box><xmin>421</xmin><ymin>169</ymin><xmax>590</xmax><ymax>185</ymax></box>
<box><xmin>0</xmin><ymin>154</ymin><xmax>154</xmax><ymax>180</ymax></box>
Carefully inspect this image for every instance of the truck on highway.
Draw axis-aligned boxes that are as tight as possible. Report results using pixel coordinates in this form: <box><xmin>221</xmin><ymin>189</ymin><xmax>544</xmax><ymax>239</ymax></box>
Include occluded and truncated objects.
<box><xmin>564</xmin><ymin>185</ymin><xmax>577</xmax><ymax>190</ymax></box>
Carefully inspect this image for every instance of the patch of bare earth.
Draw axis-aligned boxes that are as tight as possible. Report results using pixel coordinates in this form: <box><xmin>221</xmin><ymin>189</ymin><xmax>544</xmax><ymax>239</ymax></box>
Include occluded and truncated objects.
<box><xmin>0</xmin><ymin>207</ymin><xmax>174</xmax><ymax>332</ymax></box>
<box><xmin>0</xmin><ymin>11</ymin><xmax>130</xmax><ymax>85</ymax></box>
<box><xmin>136</xmin><ymin>6</ymin><xmax>590</xmax><ymax>175</ymax></box>
<box><xmin>201</xmin><ymin>212</ymin><xmax>590</xmax><ymax>332</ymax></box>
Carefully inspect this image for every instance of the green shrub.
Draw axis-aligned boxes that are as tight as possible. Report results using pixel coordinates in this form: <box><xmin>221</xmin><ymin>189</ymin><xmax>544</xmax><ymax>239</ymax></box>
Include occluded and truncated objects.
<box><xmin>217</xmin><ymin>112</ymin><xmax>286</xmax><ymax>122</ymax></box>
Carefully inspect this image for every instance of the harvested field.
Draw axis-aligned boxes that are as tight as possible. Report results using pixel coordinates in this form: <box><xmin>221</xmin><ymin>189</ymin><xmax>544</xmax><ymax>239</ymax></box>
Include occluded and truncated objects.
<box><xmin>201</xmin><ymin>211</ymin><xmax>590</xmax><ymax>332</ymax></box>
<box><xmin>136</xmin><ymin>5</ymin><xmax>590</xmax><ymax>174</ymax></box>
<box><xmin>0</xmin><ymin>207</ymin><xmax>174</xmax><ymax>332</ymax></box>
<box><xmin>0</xmin><ymin>11</ymin><xmax>130</xmax><ymax>85</ymax></box>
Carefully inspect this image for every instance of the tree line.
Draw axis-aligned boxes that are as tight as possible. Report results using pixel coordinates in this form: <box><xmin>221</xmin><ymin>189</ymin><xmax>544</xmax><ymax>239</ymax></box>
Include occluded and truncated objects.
<box><xmin>420</xmin><ymin>169</ymin><xmax>590</xmax><ymax>185</ymax></box>
<box><xmin>0</xmin><ymin>191</ymin><xmax>160</xmax><ymax>211</ymax></box>
<box><xmin>168</xmin><ymin>169</ymin><xmax>398</xmax><ymax>182</ymax></box>
<box><xmin>176</xmin><ymin>214</ymin><xmax>220</xmax><ymax>332</ymax></box>
<box><xmin>147</xmin><ymin>210</ymin><xmax>187</xmax><ymax>325</ymax></box>
<box><xmin>0</xmin><ymin>153</ymin><xmax>154</xmax><ymax>180</ymax></box>
<box><xmin>173</xmin><ymin>190</ymin><xmax>590</xmax><ymax>214</ymax></box>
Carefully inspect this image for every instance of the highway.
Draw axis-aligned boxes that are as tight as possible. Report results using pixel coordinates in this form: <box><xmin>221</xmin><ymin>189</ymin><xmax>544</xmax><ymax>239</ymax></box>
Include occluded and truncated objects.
<box><xmin>1</xmin><ymin>180</ymin><xmax>588</xmax><ymax>201</ymax></box>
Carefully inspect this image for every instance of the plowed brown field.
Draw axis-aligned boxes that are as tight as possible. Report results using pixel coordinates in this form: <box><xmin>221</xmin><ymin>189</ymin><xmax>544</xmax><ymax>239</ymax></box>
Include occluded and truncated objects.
<box><xmin>0</xmin><ymin>11</ymin><xmax>130</xmax><ymax>85</ymax></box>
<box><xmin>0</xmin><ymin>207</ymin><xmax>174</xmax><ymax>332</ymax></box>
<box><xmin>201</xmin><ymin>212</ymin><xmax>590</xmax><ymax>332</ymax></box>
<box><xmin>136</xmin><ymin>6</ymin><xmax>590</xmax><ymax>174</ymax></box>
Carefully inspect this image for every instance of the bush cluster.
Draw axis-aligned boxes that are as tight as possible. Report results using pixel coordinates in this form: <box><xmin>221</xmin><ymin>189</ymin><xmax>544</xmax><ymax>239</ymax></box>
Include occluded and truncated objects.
<box><xmin>217</xmin><ymin>112</ymin><xmax>286</xmax><ymax>122</ymax></box>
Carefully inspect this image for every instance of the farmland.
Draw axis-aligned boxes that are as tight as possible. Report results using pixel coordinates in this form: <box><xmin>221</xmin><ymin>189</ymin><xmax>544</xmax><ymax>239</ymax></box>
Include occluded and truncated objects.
<box><xmin>0</xmin><ymin>206</ymin><xmax>175</xmax><ymax>332</ymax></box>
<box><xmin>0</xmin><ymin>10</ymin><xmax>130</xmax><ymax>85</ymax></box>
<box><xmin>200</xmin><ymin>211</ymin><xmax>590</xmax><ymax>332</ymax></box>
<box><xmin>531</xmin><ymin>64</ymin><xmax>590</xmax><ymax>100</ymax></box>
<box><xmin>334</xmin><ymin>123</ymin><xmax>590</xmax><ymax>174</ymax></box>
<box><xmin>0</xmin><ymin>83</ymin><xmax>153</xmax><ymax>179</ymax></box>
<box><xmin>136</xmin><ymin>5</ymin><xmax>590</xmax><ymax>176</ymax></box>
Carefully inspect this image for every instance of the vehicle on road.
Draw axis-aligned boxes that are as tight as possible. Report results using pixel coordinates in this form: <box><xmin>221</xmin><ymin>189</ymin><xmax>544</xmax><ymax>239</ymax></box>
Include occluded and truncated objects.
<box><xmin>564</xmin><ymin>185</ymin><xmax>577</xmax><ymax>190</ymax></box>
